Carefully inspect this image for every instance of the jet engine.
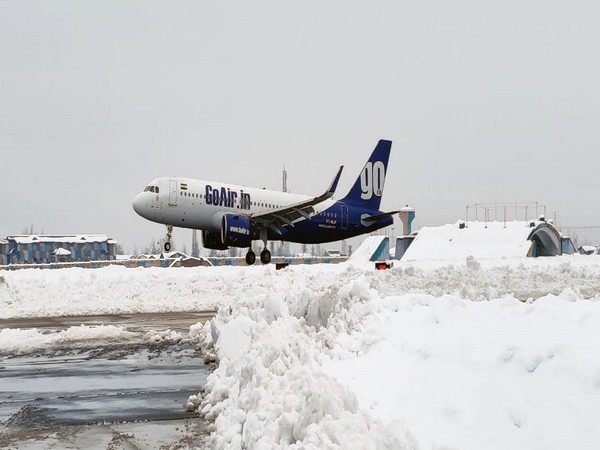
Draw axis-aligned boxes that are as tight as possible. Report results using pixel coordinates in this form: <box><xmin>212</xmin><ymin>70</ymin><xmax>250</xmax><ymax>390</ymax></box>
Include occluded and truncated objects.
<box><xmin>202</xmin><ymin>230</ymin><xmax>229</xmax><ymax>250</ymax></box>
<box><xmin>221</xmin><ymin>214</ymin><xmax>253</xmax><ymax>247</ymax></box>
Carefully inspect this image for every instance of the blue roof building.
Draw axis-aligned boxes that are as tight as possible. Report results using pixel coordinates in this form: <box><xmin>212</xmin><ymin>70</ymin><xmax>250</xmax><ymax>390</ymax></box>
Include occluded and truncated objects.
<box><xmin>1</xmin><ymin>235</ymin><xmax>117</xmax><ymax>265</ymax></box>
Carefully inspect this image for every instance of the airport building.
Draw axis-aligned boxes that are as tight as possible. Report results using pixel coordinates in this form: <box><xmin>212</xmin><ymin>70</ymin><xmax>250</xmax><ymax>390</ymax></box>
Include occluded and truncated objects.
<box><xmin>0</xmin><ymin>235</ymin><xmax>118</xmax><ymax>265</ymax></box>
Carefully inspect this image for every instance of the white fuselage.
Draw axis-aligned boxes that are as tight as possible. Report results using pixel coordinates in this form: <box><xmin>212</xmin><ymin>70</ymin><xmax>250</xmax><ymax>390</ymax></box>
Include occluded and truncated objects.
<box><xmin>132</xmin><ymin>177</ymin><xmax>335</xmax><ymax>233</ymax></box>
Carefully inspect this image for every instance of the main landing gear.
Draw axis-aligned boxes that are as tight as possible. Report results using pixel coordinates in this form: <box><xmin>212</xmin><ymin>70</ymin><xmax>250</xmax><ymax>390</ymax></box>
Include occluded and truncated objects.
<box><xmin>245</xmin><ymin>229</ymin><xmax>271</xmax><ymax>265</ymax></box>
<box><xmin>245</xmin><ymin>247</ymin><xmax>271</xmax><ymax>265</ymax></box>
<box><xmin>164</xmin><ymin>225</ymin><xmax>173</xmax><ymax>252</ymax></box>
<box><xmin>260</xmin><ymin>248</ymin><xmax>271</xmax><ymax>264</ymax></box>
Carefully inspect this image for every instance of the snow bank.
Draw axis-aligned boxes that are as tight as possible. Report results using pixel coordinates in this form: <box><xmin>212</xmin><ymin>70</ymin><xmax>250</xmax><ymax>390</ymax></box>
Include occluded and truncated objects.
<box><xmin>0</xmin><ymin>324</ymin><xmax>207</xmax><ymax>356</ymax></box>
<box><xmin>3</xmin><ymin>256</ymin><xmax>600</xmax><ymax>320</ymax></box>
<box><xmin>347</xmin><ymin>235</ymin><xmax>389</xmax><ymax>267</ymax></box>
<box><xmin>372</xmin><ymin>256</ymin><xmax>600</xmax><ymax>301</ymax></box>
<box><xmin>0</xmin><ymin>325</ymin><xmax>136</xmax><ymax>355</ymax></box>
<box><xmin>189</xmin><ymin>257</ymin><xmax>600</xmax><ymax>449</ymax></box>
<box><xmin>4</xmin><ymin>256</ymin><xmax>600</xmax><ymax>448</ymax></box>
<box><xmin>0</xmin><ymin>264</ymin><xmax>281</xmax><ymax>319</ymax></box>
<box><xmin>325</xmin><ymin>293</ymin><xmax>600</xmax><ymax>450</ymax></box>
<box><xmin>196</xmin><ymin>279</ymin><xmax>417</xmax><ymax>449</ymax></box>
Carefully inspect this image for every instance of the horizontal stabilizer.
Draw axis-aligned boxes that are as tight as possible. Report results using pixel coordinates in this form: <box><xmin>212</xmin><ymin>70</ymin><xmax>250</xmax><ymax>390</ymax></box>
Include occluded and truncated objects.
<box><xmin>361</xmin><ymin>210</ymin><xmax>400</xmax><ymax>223</ymax></box>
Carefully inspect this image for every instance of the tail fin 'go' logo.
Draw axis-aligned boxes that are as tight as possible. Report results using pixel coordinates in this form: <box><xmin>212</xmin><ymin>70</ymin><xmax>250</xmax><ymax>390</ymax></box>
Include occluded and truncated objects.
<box><xmin>360</xmin><ymin>161</ymin><xmax>385</xmax><ymax>200</ymax></box>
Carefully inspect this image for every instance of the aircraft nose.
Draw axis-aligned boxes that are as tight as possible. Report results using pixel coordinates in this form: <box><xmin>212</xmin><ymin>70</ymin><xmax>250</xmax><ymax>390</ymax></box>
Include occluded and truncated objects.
<box><xmin>132</xmin><ymin>193</ymin><xmax>146</xmax><ymax>217</ymax></box>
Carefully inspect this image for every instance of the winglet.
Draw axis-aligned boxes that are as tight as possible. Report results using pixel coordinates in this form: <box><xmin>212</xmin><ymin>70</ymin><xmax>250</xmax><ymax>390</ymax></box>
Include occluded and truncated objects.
<box><xmin>326</xmin><ymin>165</ymin><xmax>344</xmax><ymax>196</ymax></box>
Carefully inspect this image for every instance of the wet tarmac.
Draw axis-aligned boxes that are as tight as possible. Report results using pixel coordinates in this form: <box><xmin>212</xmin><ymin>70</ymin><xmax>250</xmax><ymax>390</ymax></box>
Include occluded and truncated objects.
<box><xmin>0</xmin><ymin>311</ymin><xmax>215</xmax><ymax>449</ymax></box>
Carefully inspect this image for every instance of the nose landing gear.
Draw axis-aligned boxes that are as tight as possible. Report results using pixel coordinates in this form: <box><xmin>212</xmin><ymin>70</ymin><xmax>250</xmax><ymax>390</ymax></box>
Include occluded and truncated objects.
<box><xmin>164</xmin><ymin>225</ymin><xmax>173</xmax><ymax>252</ymax></box>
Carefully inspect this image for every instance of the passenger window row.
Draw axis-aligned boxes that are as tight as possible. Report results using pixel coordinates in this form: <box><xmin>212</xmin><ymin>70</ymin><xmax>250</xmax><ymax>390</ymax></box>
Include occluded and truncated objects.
<box><xmin>176</xmin><ymin>193</ymin><xmax>286</xmax><ymax>210</ymax></box>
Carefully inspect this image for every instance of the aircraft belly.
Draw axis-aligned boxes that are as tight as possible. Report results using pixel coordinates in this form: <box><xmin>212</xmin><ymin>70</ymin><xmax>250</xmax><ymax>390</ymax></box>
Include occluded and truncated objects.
<box><xmin>274</xmin><ymin>214</ymin><xmax>392</xmax><ymax>244</ymax></box>
<box><xmin>276</xmin><ymin>225</ymin><xmax>349</xmax><ymax>244</ymax></box>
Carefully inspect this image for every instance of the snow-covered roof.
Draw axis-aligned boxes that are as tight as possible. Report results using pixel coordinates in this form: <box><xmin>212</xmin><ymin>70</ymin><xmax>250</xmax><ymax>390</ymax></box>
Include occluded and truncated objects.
<box><xmin>7</xmin><ymin>235</ymin><xmax>117</xmax><ymax>244</ymax></box>
<box><xmin>163</xmin><ymin>251</ymin><xmax>190</xmax><ymax>259</ymax></box>
<box><xmin>402</xmin><ymin>220</ymin><xmax>535</xmax><ymax>261</ymax></box>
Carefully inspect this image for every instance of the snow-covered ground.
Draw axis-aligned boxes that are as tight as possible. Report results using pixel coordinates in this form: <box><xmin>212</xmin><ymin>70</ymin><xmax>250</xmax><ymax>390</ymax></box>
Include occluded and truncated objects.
<box><xmin>2</xmin><ymin>254</ymin><xmax>600</xmax><ymax>449</ymax></box>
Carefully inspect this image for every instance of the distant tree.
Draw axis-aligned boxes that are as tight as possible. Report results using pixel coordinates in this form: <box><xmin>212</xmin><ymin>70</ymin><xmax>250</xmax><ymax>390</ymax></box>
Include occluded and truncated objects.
<box><xmin>21</xmin><ymin>225</ymin><xmax>37</xmax><ymax>235</ymax></box>
<box><xmin>142</xmin><ymin>238</ymin><xmax>164</xmax><ymax>255</ymax></box>
<box><xmin>276</xmin><ymin>241</ymin><xmax>285</xmax><ymax>256</ymax></box>
<box><xmin>341</xmin><ymin>240</ymin><xmax>348</xmax><ymax>256</ymax></box>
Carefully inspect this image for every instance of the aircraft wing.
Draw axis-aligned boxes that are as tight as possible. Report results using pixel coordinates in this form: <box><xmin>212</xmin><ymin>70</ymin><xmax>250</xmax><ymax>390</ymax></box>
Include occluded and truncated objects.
<box><xmin>251</xmin><ymin>166</ymin><xmax>344</xmax><ymax>234</ymax></box>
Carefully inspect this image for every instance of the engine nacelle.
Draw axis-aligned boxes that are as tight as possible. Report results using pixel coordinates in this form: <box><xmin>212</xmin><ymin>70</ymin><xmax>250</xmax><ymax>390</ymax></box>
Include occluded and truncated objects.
<box><xmin>202</xmin><ymin>230</ymin><xmax>229</xmax><ymax>250</ymax></box>
<box><xmin>221</xmin><ymin>214</ymin><xmax>253</xmax><ymax>248</ymax></box>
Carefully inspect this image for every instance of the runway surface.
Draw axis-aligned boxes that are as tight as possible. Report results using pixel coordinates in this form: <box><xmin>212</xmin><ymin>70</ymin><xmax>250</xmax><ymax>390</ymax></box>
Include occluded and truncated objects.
<box><xmin>0</xmin><ymin>311</ymin><xmax>216</xmax><ymax>449</ymax></box>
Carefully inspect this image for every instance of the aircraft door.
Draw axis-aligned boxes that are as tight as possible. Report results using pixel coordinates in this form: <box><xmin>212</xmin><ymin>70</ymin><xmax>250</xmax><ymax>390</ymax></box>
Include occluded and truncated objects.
<box><xmin>341</xmin><ymin>204</ymin><xmax>349</xmax><ymax>230</ymax></box>
<box><xmin>168</xmin><ymin>180</ymin><xmax>177</xmax><ymax>206</ymax></box>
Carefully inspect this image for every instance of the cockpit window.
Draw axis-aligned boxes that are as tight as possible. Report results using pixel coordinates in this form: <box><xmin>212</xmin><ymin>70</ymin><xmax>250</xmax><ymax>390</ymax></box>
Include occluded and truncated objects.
<box><xmin>144</xmin><ymin>185</ymin><xmax>159</xmax><ymax>193</ymax></box>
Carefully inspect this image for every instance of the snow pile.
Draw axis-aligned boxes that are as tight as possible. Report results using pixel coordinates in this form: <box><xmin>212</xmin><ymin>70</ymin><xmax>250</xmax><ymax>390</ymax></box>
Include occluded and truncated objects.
<box><xmin>325</xmin><ymin>292</ymin><xmax>600</xmax><ymax>450</ymax></box>
<box><xmin>144</xmin><ymin>329</ymin><xmax>183</xmax><ymax>344</ymax></box>
<box><xmin>4</xmin><ymin>256</ymin><xmax>600</xmax><ymax>448</ymax></box>
<box><xmin>367</xmin><ymin>256</ymin><xmax>600</xmax><ymax>301</ymax></box>
<box><xmin>3</xmin><ymin>256</ymin><xmax>600</xmax><ymax>320</ymax></box>
<box><xmin>0</xmin><ymin>325</ymin><xmax>136</xmax><ymax>355</ymax></box>
<box><xmin>403</xmin><ymin>220</ymin><xmax>534</xmax><ymax>261</ymax></box>
<box><xmin>195</xmin><ymin>281</ymin><xmax>417</xmax><ymax>449</ymax></box>
<box><xmin>191</xmin><ymin>259</ymin><xmax>600</xmax><ymax>449</ymax></box>
<box><xmin>0</xmin><ymin>264</ymin><xmax>281</xmax><ymax>319</ymax></box>
<box><xmin>347</xmin><ymin>235</ymin><xmax>389</xmax><ymax>267</ymax></box>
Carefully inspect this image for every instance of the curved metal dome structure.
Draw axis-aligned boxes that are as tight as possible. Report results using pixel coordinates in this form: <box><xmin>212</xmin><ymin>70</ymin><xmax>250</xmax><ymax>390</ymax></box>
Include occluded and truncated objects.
<box><xmin>527</xmin><ymin>222</ymin><xmax>563</xmax><ymax>257</ymax></box>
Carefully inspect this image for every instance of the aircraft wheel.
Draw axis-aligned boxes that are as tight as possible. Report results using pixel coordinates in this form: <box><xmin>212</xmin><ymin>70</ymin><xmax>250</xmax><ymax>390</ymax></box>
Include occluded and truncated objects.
<box><xmin>246</xmin><ymin>250</ymin><xmax>256</xmax><ymax>265</ymax></box>
<box><xmin>260</xmin><ymin>248</ymin><xmax>271</xmax><ymax>264</ymax></box>
<box><xmin>164</xmin><ymin>241</ymin><xmax>171</xmax><ymax>252</ymax></box>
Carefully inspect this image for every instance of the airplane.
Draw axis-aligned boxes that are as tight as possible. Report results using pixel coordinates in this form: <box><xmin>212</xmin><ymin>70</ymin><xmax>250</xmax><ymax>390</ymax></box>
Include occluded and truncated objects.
<box><xmin>132</xmin><ymin>139</ymin><xmax>399</xmax><ymax>265</ymax></box>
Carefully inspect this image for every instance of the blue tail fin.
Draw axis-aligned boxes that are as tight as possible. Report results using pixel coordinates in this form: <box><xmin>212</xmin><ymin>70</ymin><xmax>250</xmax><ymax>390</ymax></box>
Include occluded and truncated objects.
<box><xmin>341</xmin><ymin>139</ymin><xmax>392</xmax><ymax>210</ymax></box>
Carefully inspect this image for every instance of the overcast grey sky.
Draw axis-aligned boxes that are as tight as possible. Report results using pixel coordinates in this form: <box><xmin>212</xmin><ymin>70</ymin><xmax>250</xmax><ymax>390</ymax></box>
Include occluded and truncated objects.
<box><xmin>1</xmin><ymin>1</ymin><xmax>600</xmax><ymax>252</ymax></box>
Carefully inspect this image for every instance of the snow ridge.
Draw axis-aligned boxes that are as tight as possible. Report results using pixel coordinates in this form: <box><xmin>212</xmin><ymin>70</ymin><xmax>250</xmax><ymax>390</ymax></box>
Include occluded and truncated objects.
<box><xmin>196</xmin><ymin>280</ymin><xmax>418</xmax><ymax>450</ymax></box>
